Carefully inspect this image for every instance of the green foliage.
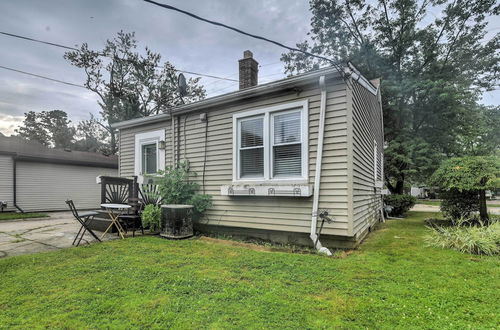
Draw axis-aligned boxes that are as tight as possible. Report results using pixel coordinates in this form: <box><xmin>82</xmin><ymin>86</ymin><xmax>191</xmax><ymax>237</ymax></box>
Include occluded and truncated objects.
<box><xmin>158</xmin><ymin>162</ymin><xmax>212</xmax><ymax>218</ymax></box>
<box><xmin>430</xmin><ymin>156</ymin><xmax>499</xmax><ymax>192</ymax></box>
<box><xmin>384</xmin><ymin>137</ymin><xmax>443</xmax><ymax>193</ymax></box>
<box><xmin>426</xmin><ymin>221</ymin><xmax>500</xmax><ymax>256</ymax></box>
<box><xmin>431</xmin><ymin>156</ymin><xmax>499</xmax><ymax>221</ymax></box>
<box><xmin>1</xmin><ymin>212</ymin><xmax>499</xmax><ymax>328</ymax></box>
<box><xmin>282</xmin><ymin>0</ymin><xmax>500</xmax><ymax>190</ymax></box>
<box><xmin>384</xmin><ymin>194</ymin><xmax>416</xmax><ymax>216</ymax></box>
<box><xmin>141</xmin><ymin>204</ymin><xmax>161</xmax><ymax>232</ymax></box>
<box><xmin>440</xmin><ymin>189</ymin><xmax>479</xmax><ymax>220</ymax></box>
<box><xmin>15</xmin><ymin>110</ymin><xmax>75</xmax><ymax>149</ymax></box>
<box><xmin>65</xmin><ymin>31</ymin><xmax>206</xmax><ymax>154</ymax></box>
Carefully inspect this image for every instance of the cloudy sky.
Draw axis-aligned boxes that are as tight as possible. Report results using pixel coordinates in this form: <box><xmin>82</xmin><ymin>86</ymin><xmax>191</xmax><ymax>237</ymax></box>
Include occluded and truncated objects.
<box><xmin>0</xmin><ymin>0</ymin><xmax>498</xmax><ymax>136</ymax></box>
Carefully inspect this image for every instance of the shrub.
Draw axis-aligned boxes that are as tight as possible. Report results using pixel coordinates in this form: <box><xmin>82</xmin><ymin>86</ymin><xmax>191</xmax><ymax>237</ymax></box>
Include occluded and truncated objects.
<box><xmin>158</xmin><ymin>161</ymin><xmax>212</xmax><ymax>219</ymax></box>
<box><xmin>426</xmin><ymin>220</ymin><xmax>500</xmax><ymax>256</ymax></box>
<box><xmin>430</xmin><ymin>156</ymin><xmax>499</xmax><ymax>221</ymax></box>
<box><xmin>440</xmin><ymin>189</ymin><xmax>479</xmax><ymax>220</ymax></box>
<box><xmin>141</xmin><ymin>204</ymin><xmax>161</xmax><ymax>232</ymax></box>
<box><xmin>384</xmin><ymin>194</ymin><xmax>416</xmax><ymax>217</ymax></box>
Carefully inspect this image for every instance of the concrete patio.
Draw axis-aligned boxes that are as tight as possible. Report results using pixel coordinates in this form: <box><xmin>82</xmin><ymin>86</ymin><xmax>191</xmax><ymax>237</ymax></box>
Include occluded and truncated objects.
<box><xmin>0</xmin><ymin>212</ymin><xmax>121</xmax><ymax>258</ymax></box>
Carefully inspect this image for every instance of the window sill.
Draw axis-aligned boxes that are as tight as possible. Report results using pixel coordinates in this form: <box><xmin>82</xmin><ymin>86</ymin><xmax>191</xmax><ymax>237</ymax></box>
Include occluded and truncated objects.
<box><xmin>137</xmin><ymin>174</ymin><xmax>162</xmax><ymax>184</ymax></box>
<box><xmin>221</xmin><ymin>183</ymin><xmax>313</xmax><ymax>197</ymax></box>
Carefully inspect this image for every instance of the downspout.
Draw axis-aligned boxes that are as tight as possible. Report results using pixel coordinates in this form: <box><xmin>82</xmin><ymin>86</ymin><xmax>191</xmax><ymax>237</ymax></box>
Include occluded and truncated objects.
<box><xmin>13</xmin><ymin>157</ymin><xmax>24</xmax><ymax>213</ymax></box>
<box><xmin>171</xmin><ymin>115</ymin><xmax>176</xmax><ymax>167</ymax></box>
<box><xmin>310</xmin><ymin>75</ymin><xmax>332</xmax><ymax>256</ymax></box>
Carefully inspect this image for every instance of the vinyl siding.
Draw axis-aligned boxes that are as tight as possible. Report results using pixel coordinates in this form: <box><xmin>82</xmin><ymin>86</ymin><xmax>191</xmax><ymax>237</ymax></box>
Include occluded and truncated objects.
<box><xmin>119</xmin><ymin>78</ymin><xmax>351</xmax><ymax>236</ymax></box>
<box><xmin>350</xmin><ymin>79</ymin><xmax>384</xmax><ymax>237</ymax></box>
<box><xmin>16</xmin><ymin>162</ymin><xmax>117</xmax><ymax>212</ymax></box>
<box><xmin>119</xmin><ymin>121</ymin><xmax>172</xmax><ymax>177</ymax></box>
<box><xmin>0</xmin><ymin>155</ymin><xmax>14</xmax><ymax>211</ymax></box>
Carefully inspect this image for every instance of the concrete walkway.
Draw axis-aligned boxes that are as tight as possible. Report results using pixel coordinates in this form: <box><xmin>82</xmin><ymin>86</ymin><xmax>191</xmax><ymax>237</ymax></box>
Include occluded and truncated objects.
<box><xmin>411</xmin><ymin>204</ymin><xmax>500</xmax><ymax>214</ymax></box>
<box><xmin>0</xmin><ymin>212</ymin><xmax>119</xmax><ymax>258</ymax></box>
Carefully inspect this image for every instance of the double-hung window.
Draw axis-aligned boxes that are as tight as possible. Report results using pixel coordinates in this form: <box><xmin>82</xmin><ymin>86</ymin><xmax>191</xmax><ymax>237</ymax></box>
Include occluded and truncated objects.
<box><xmin>233</xmin><ymin>100</ymin><xmax>308</xmax><ymax>182</ymax></box>
<box><xmin>134</xmin><ymin>129</ymin><xmax>165</xmax><ymax>176</ymax></box>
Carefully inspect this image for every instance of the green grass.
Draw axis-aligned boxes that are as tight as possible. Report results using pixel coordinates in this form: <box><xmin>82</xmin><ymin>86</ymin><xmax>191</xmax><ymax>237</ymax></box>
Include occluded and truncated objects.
<box><xmin>0</xmin><ymin>212</ymin><xmax>48</xmax><ymax>221</ymax></box>
<box><xmin>0</xmin><ymin>212</ymin><xmax>499</xmax><ymax>329</ymax></box>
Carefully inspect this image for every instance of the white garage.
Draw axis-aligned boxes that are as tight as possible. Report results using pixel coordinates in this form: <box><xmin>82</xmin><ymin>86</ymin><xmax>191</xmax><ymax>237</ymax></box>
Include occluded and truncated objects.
<box><xmin>0</xmin><ymin>136</ymin><xmax>117</xmax><ymax>212</ymax></box>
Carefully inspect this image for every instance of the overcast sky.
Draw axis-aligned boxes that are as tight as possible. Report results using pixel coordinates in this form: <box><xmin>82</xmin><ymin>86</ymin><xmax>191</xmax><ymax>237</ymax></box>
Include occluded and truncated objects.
<box><xmin>0</xmin><ymin>0</ymin><xmax>498</xmax><ymax>136</ymax></box>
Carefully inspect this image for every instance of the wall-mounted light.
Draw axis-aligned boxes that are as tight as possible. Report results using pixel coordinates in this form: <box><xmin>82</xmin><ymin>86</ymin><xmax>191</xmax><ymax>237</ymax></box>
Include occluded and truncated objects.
<box><xmin>158</xmin><ymin>140</ymin><xmax>166</xmax><ymax>150</ymax></box>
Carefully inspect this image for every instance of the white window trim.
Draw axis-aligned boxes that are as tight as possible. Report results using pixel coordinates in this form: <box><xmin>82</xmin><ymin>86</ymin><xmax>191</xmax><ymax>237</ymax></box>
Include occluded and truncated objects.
<box><xmin>134</xmin><ymin>129</ymin><xmax>165</xmax><ymax>176</ymax></box>
<box><xmin>232</xmin><ymin>100</ymin><xmax>309</xmax><ymax>184</ymax></box>
<box><xmin>373</xmin><ymin>140</ymin><xmax>378</xmax><ymax>185</ymax></box>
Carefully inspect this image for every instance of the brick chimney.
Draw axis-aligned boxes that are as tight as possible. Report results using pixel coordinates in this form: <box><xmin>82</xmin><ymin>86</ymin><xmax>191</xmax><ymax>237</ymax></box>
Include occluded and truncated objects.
<box><xmin>239</xmin><ymin>50</ymin><xmax>258</xmax><ymax>89</ymax></box>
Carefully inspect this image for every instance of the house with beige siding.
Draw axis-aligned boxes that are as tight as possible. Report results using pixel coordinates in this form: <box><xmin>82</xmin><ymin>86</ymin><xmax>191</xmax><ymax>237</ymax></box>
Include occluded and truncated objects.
<box><xmin>0</xmin><ymin>136</ymin><xmax>117</xmax><ymax>212</ymax></box>
<box><xmin>113</xmin><ymin>51</ymin><xmax>384</xmax><ymax>252</ymax></box>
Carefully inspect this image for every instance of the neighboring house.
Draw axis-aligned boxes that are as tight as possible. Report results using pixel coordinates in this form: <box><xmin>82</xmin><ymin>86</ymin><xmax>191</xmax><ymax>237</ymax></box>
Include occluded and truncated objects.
<box><xmin>113</xmin><ymin>51</ymin><xmax>384</xmax><ymax>250</ymax></box>
<box><xmin>0</xmin><ymin>136</ymin><xmax>117</xmax><ymax>212</ymax></box>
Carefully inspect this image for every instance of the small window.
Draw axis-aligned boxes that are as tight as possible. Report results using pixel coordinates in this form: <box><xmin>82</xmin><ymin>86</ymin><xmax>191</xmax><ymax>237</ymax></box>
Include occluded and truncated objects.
<box><xmin>142</xmin><ymin>143</ymin><xmax>157</xmax><ymax>174</ymax></box>
<box><xmin>134</xmin><ymin>129</ymin><xmax>165</xmax><ymax>176</ymax></box>
<box><xmin>233</xmin><ymin>100</ymin><xmax>308</xmax><ymax>182</ymax></box>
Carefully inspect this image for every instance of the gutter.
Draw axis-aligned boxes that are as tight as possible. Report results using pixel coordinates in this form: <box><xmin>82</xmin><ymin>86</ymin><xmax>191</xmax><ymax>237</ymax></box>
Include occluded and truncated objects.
<box><xmin>345</xmin><ymin>62</ymin><xmax>378</xmax><ymax>95</ymax></box>
<box><xmin>13</xmin><ymin>157</ymin><xmax>24</xmax><ymax>213</ymax></box>
<box><xmin>310</xmin><ymin>75</ymin><xmax>332</xmax><ymax>256</ymax></box>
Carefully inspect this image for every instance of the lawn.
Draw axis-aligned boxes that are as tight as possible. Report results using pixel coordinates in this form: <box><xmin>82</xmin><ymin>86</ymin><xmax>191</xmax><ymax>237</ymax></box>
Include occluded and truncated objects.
<box><xmin>0</xmin><ymin>212</ymin><xmax>48</xmax><ymax>221</ymax></box>
<box><xmin>0</xmin><ymin>212</ymin><xmax>498</xmax><ymax>329</ymax></box>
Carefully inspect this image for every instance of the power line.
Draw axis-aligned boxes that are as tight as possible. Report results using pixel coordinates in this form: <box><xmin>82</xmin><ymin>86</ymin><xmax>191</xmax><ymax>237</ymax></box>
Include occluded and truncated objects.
<box><xmin>142</xmin><ymin>0</ymin><xmax>345</xmax><ymax>74</ymax></box>
<box><xmin>0</xmin><ymin>65</ymin><xmax>86</xmax><ymax>89</ymax></box>
<box><xmin>0</xmin><ymin>30</ymin><xmax>238</xmax><ymax>82</ymax></box>
<box><xmin>0</xmin><ymin>31</ymin><xmax>78</xmax><ymax>51</ymax></box>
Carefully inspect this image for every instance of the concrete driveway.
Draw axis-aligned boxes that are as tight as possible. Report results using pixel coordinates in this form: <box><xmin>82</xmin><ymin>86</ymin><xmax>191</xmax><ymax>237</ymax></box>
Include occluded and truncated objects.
<box><xmin>411</xmin><ymin>204</ymin><xmax>500</xmax><ymax>214</ymax></box>
<box><xmin>0</xmin><ymin>212</ymin><xmax>119</xmax><ymax>258</ymax></box>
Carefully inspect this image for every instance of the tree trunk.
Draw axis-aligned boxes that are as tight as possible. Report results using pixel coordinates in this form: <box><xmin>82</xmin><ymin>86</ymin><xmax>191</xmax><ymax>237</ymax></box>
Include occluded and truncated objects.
<box><xmin>387</xmin><ymin>178</ymin><xmax>405</xmax><ymax>195</ymax></box>
<box><xmin>478</xmin><ymin>189</ymin><xmax>488</xmax><ymax>222</ymax></box>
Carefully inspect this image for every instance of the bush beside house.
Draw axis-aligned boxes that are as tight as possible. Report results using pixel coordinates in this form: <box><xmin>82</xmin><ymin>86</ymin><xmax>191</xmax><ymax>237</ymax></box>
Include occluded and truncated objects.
<box><xmin>384</xmin><ymin>194</ymin><xmax>416</xmax><ymax>217</ymax></box>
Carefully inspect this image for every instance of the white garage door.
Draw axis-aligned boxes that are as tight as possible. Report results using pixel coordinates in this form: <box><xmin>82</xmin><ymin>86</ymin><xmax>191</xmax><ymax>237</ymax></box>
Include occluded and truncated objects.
<box><xmin>17</xmin><ymin>161</ymin><xmax>117</xmax><ymax>212</ymax></box>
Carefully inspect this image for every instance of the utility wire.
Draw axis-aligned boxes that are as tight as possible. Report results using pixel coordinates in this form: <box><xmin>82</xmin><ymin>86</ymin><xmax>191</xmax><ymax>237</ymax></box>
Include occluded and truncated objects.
<box><xmin>0</xmin><ymin>65</ymin><xmax>86</xmax><ymax>89</ymax></box>
<box><xmin>142</xmin><ymin>0</ymin><xmax>345</xmax><ymax>74</ymax></box>
<box><xmin>0</xmin><ymin>31</ymin><xmax>79</xmax><ymax>51</ymax></box>
<box><xmin>0</xmin><ymin>30</ymin><xmax>238</xmax><ymax>82</ymax></box>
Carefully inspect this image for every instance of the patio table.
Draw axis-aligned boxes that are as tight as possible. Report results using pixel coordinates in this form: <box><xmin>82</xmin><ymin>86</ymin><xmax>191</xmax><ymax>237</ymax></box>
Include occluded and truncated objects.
<box><xmin>100</xmin><ymin>203</ymin><xmax>131</xmax><ymax>239</ymax></box>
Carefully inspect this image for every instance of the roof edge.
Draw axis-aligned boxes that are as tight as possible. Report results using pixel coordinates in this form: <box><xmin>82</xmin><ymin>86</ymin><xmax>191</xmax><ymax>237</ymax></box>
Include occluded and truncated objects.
<box><xmin>112</xmin><ymin>66</ymin><xmax>343</xmax><ymax>130</ymax></box>
<box><xmin>14</xmin><ymin>155</ymin><xmax>118</xmax><ymax>168</ymax></box>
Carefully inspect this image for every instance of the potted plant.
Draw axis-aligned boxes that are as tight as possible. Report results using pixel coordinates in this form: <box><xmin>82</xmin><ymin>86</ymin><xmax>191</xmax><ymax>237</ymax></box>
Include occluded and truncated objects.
<box><xmin>158</xmin><ymin>162</ymin><xmax>212</xmax><ymax>238</ymax></box>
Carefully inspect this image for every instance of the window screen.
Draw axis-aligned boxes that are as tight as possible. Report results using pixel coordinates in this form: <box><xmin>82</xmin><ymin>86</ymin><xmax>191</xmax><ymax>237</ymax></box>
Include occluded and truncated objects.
<box><xmin>239</xmin><ymin>117</ymin><xmax>264</xmax><ymax>178</ymax></box>
<box><xmin>142</xmin><ymin>143</ymin><xmax>157</xmax><ymax>174</ymax></box>
<box><xmin>272</xmin><ymin>111</ymin><xmax>301</xmax><ymax>177</ymax></box>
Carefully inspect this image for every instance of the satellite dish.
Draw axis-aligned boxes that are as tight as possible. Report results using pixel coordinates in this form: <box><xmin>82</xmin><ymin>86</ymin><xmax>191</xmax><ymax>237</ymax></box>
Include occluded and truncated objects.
<box><xmin>177</xmin><ymin>73</ymin><xmax>187</xmax><ymax>97</ymax></box>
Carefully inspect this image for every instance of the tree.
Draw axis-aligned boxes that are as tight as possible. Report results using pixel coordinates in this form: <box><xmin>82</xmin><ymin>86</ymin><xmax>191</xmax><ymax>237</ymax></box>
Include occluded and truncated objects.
<box><xmin>281</xmin><ymin>0</ymin><xmax>499</xmax><ymax>192</ymax></box>
<box><xmin>64</xmin><ymin>31</ymin><xmax>206</xmax><ymax>154</ymax></box>
<box><xmin>456</xmin><ymin>105</ymin><xmax>500</xmax><ymax>156</ymax></box>
<box><xmin>73</xmin><ymin>115</ymin><xmax>111</xmax><ymax>154</ymax></box>
<box><xmin>15</xmin><ymin>110</ymin><xmax>75</xmax><ymax>149</ymax></box>
<box><xmin>15</xmin><ymin>111</ymin><xmax>51</xmax><ymax>146</ymax></box>
<box><xmin>430</xmin><ymin>156</ymin><xmax>499</xmax><ymax>221</ymax></box>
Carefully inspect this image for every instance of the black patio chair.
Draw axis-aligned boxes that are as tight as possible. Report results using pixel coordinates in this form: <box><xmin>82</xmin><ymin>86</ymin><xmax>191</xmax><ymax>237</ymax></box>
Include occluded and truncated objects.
<box><xmin>66</xmin><ymin>200</ymin><xmax>101</xmax><ymax>246</ymax></box>
<box><xmin>118</xmin><ymin>197</ymin><xmax>144</xmax><ymax>237</ymax></box>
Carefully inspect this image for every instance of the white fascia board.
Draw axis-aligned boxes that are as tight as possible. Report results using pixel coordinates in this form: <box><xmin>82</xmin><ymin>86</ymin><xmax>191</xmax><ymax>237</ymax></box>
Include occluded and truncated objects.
<box><xmin>111</xmin><ymin>67</ymin><xmax>343</xmax><ymax>130</ymax></box>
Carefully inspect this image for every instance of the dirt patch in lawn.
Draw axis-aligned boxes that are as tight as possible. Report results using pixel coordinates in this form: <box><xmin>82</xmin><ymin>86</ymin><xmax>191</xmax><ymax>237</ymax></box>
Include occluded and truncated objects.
<box><xmin>198</xmin><ymin>236</ymin><xmax>302</xmax><ymax>253</ymax></box>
